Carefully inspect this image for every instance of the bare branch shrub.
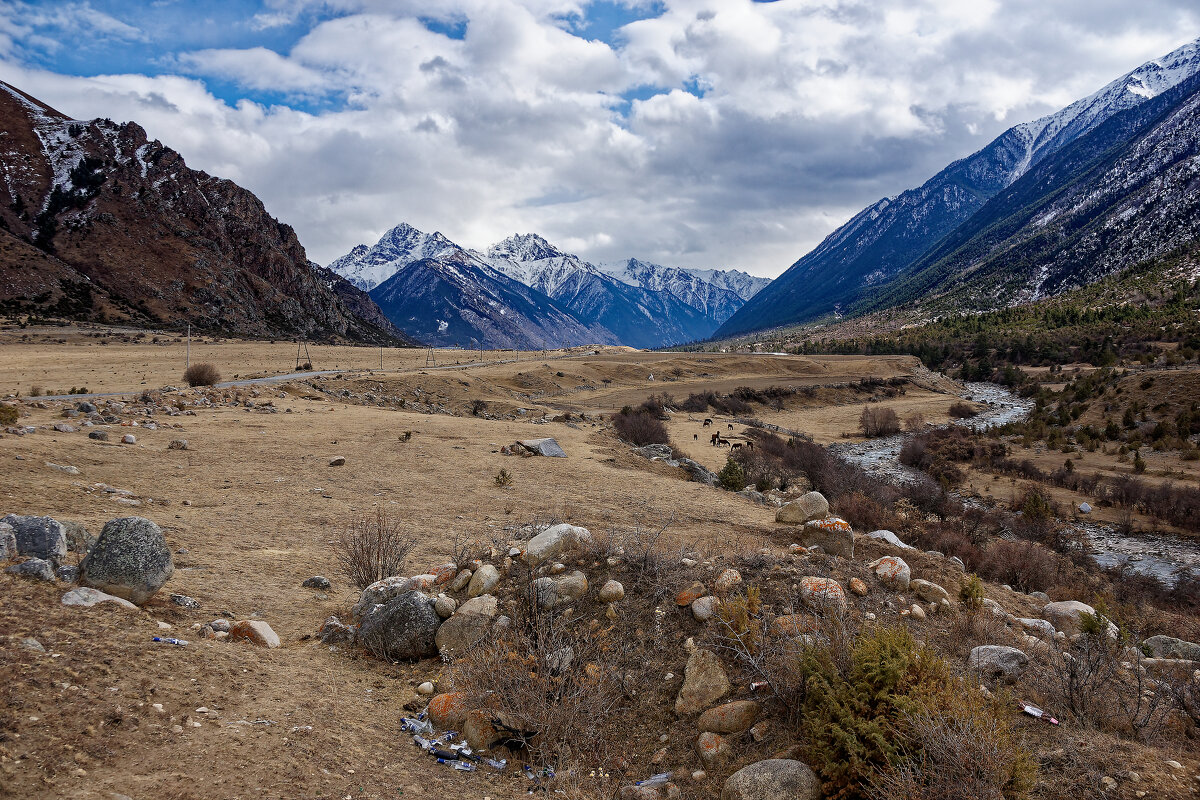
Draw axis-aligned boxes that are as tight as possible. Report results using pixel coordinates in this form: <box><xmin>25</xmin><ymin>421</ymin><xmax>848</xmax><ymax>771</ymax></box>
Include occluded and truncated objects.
<box><xmin>948</xmin><ymin>401</ymin><xmax>979</xmax><ymax>419</ymax></box>
<box><xmin>859</xmin><ymin>406</ymin><xmax>900</xmax><ymax>437</ymax></box>
<box><xmin>334</xmin><ymin>509</ymin><xmax>419</xmax><ymax>590</ymax></box>
<box><xmin>612</xmin><ymin>408</ymin><xmax>670</xmax><ymax>446</ymax></box>
<box><xmin>183</xmin><ymin>362</ymin><xmax>221</xmax><ymax>386</ymax></box>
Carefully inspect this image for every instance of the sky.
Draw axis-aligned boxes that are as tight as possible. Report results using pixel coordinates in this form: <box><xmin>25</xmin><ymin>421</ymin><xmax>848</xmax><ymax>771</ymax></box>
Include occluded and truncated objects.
<box><xmin>1</xmin><ymin>1</ymin><xmax>1198</xmax><ymax>277</ymax></box>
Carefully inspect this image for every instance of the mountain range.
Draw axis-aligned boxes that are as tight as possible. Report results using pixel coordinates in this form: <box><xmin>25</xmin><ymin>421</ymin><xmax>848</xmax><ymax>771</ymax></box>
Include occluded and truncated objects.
<box><xmin>328</xmin><ymin>224</ymin><xmax>769</xmax><ymax>349</ymax></box>
<box><xmin>718</xmin><ymin>38</ymin><xmax>1200</xmax><ymax>338</ymax></box>
<box><xmin>0</xmin><ymin>82</ymin><xmax>411</xmax><ymax>344</ymax></box>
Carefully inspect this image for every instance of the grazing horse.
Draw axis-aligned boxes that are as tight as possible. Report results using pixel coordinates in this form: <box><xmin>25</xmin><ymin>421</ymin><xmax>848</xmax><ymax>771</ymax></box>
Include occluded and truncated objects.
<box><xmin>703</xmin><ymin>418</ymin><xmax>713</xmax><ymax>427</ymax></box>
<box><xmin>730</xmin><ymin>442</ymin><xmax>743</xmax><ymax>451</ymax></box>
<box><xmin>693</xmin><ymin>433</ymin><xmax>699</xmax><ymax>441</ymax></box>
<box><xmin>745</xmin><ymin>441</ymin><xmax>754</xmax><ymax>451</ymax></box>
<box><xmin>727</xmin><ymin>423</ymin><xmax>734</xmax><ymax>430</ymax></box>
<box><xmin>711</xmin><ymin>432</ymin><xmax>721</xmax><ymax>446</ymax></box>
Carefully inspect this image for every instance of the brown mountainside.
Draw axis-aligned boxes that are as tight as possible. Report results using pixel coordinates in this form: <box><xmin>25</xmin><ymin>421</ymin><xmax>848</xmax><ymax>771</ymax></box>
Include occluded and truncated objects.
<box><xmin>0</xmin><ymin>81</ymin><xmax>414</xmax><ymax>344</ymax></box>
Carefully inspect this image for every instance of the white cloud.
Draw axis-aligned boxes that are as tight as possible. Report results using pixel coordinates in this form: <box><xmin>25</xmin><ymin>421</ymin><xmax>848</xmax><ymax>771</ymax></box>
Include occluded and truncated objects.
<box><xmin>1</xmin><ymin>0</ymin><xmax>1198</xmax><ymax>276</ymax></box>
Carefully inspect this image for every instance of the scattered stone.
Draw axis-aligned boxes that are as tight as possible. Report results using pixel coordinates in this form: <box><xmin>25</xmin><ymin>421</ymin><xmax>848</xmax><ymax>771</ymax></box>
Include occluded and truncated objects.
<box><xmin>909</xmin><ymin>604</ymin><xmax>926</xmax><ymax>620</ymax></box>
<box><xmin>318</xmin><ymin>615</ymin><xmax>355</xmax><ymax>645</ymax></box>
<box><xmin>88</xmin><ymin>430</ymin><xmax>110</xmax><ymax>441</ymax></box>
<box><xmin>6</xmin><ymin>557</ymin><xmax>54</xmax><ymax>581</ymax></box>
<box><xmin>522</xmin><ymin>523</ymin><xmax>591</xmax><ymax>565</ymax></box>
<box><xmin>775</xmin><ymin>491</ymin><xmax>829</xmax><ymax>524</ymax></box>
<box><xmin>435</xmin><ymin>594</ymin><xmax>498</xmax><ymax>657</ymax></box>
<box><xmin>721</xmin><ymin>759</ymin><xmax>820</xmax><ymax>800</ymax></box>
<box><xmin>46</xmin><ymin>462</ymin><xmax>80</xmax><ymax>474</ymax></box>
<box><xmin>3</xmin><ymin>514</ymin><xmax>68</xmax><ymax>563</ymax></box>
<box><xmin>1016</xmin><ymin>617</ymin><xmax>1056</xmax><ymax>639</ymax></box>
<box><xmin>79</xmin><ymin>517</ymin><xmax>174</xmax><ymax>605</ymax></box>
<box><xmin>329</xmin><ymin>456</ymin><xmax>346</xmax><ymax>466</ymax></box>
<box><xmin>797</xmin><ymin>517</ymin><xmax>854</xmax><ymax>558</ymax></box>
<box><xmin>695</xmin><ymin>731</ymin><xmax>732</xmax><ymax>765</ymax></box>
<box><xmin>451</xmin><ymin>569</ymin><xmax>474</xmax><ymax>592</ymax></box>
<box><xmin>1042</xmin><ymin>600</ymin><xmax>1110</xmax><ymax>638</ymax></box>
<box><xmin>675</xmin><ymin>648</ymin><xmax>730</xmax><ymax>715</ymax></box>
<box><xmin>416</xmin><ymin>681</ymin><xmax>435</xmax><ymax>696</ymax></box>
<box><xmin>434</xmin><ymin>594</ymin><xmax>457</xmax><ymax>618</ymax></box>
<box><xmin>798</xmin><ymin>576</ymin><xmax>847</xmax><ymax>612</ymax></box>
<box><xmin>692</xmin><ymin>595</ymin><xmax>719</xmax><ymax>622</ymax></box>
<box><xmin>0</xmin><ymin>522</ymin><xmax>14</xmax><ymax>561</ymax></box>
<box><xmin>353</xmin><ymin>575</ymin><xmax>425</xmax><ymax>618</ymax></box>
<box><xmin>302</xmin><ymin>575</ymin><xmax>331</xmax><ymax>590</ymax></box>
<box><xmin>526</xmin><ymin>577</ymin><xmax>557</xmax><ymax>609</ymax></box>
<box><xmin>122</xmin><ymin>434</ymin><xmax>137</xmax><ymax>445</ymax></box>
<box><xmin>553</xmin><ymin>570</ymin><xmax>588</xmax><ymax>601</ymax></box>
<box><xmin>19</xmin><ymin>637</ymin><xmax>45</xmax><ymax>653</ymax></box>
<box><xmin>210</xmin><ymin>619</ymin><xmax>231</xmax><ymax>632</ymax></box>
<box><xmin>463</xmin><ymin>709</ymin><xmax>519</xmax><ymax>751</ymax></box>
<box><xmin>1078</xmin><ymin>502</ymin><xmax>1092</xmax><ymax>514</ymax></box>
<box><xmin>676</xmin><ymin>581</ymin><xmax>707</xmax><ymax>606</ymax></box>
<box><xmin>866</xmin><ymin>529</ymin><xmax>915</xmax><ymax>550</ymax></box>
<box><xmin>516</xmin><ymin>437</ymin><xmax>567</xmax><ymax>457</ymax></box>
<box><xmin>714</xmin><ymin>568</ymin><xmax>743</xmax><ymax>596</ymax></box>
<box><xmin>868</xmin><ymin>556</ymin><xmax>911</xmax><ymax>591</ymax></box>
<box><xmin>749</xmin><ymin>720</ymin><xmax>770</xmax><ymax>742</ymax></box>
<box><xmin>467</xmin><ymin>564</ymin><xmax>501</xmax><ymax>598</ymax></box>
<box><xmin>698</xmin><ymin>700</ymin><xmax>760</xmax><ymax>734</ymax></box>
<box><xmin>76</xmin><ymin>401</ymin><xmax>97</xmax><ymax>414</ymax></box>
<box><xmin>910</xmin><ymin>579</ymin><xmax>950</xmax><ymax>604</ymax></box>
<box><xmin>968</xmin><ymin>645</ymin><xmax>1029</xmax><ymax>683</ymax></box>
<box><xmin>848</xmin><ymin>578</ymin><xmax>868</xmax><ymax>596</ymax></box>
<box><xmin>168</xmin><ymin>439</ymin><xmax>189</xmax><ymax>451</ymax></box>
<box><xmin>358</xmin><ymin>591</ymin><xmax>441</xmax><ymax>660</ymax></box>
<box><xmin>61</xmin><ymin>586</ymin><xmax>138</xmax><ymax>610</ymax></box>
<box><xmin>229</xmin><ymin>620</ymin><xmax>281</xmax><ymax>648</ymax></box>
<box><xmin>56</xmin><ymin>564</ymin><xmax>78</xmax><ymax>582</ymax></box>
<box><xmin>429</xmin><ymin>692</ymin><xmax>470</xmax><ymax>729</ymax></box>
<box><xmin>599</xmin><ymin>579</ymin><xmax>625</xmax><ymax>602</ymax></box>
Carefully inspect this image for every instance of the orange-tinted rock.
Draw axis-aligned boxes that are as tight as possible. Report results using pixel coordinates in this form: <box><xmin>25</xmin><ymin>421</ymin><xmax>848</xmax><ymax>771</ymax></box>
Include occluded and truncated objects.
<box><xmin>798</xmin><ymin>576</ymin><xmax>847</xmax><ymax>611</ymax></box>
<box><xmin>428</xmin><ymin>692</ymin><xmax>469</xmax><ymax>729</ymax></box>
<box><xmin>713</xmin><ymin>568</ymin><xmax>742</xmax><ymax>596</ymax></box>
<box><xmin>675</xmin><ymin>581</ymin><xmax>706</xmax><ymax>606</ymax></box>
<box><xmin>848</xmin><ymin>578</ymin><xmax>868</xmax><ymax>596</ymax></box>
<box><xmin>229</xmin><ymin>620</ymin><xmax>280</xmax><ymax>648</ymax></box>
<box><xmin>695</xmin><ymin>731</ymin><xmax>731</xmax><ymax>765</ymax></box>
<box><xmin>430</xmin><ymin>563</ymin><xmax>458</xmax><ymax>586</ymax></box>
<box><xmin>463</xmin><ymin>710</ymin><xmax>501</xmax><ymax>751</ymax></box>
<box><xmin>697</xmin><ymin>700</ymin><xmax>760</xmax><ymax>734</ymax></box>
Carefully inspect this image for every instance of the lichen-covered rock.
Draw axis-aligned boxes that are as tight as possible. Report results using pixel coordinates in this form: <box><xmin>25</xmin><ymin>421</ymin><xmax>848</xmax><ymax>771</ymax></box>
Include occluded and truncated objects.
<box><xmin>61</xmin><ymin>586</ymin><xmax>138</xmax><ymax>609</ymax></box>
<box><xmin>0</xmin><ymin>521</ymin><xmax>15</xmax><ymax>561</ymax></box>
<box><xmin>798</xmin><ymin>576</ymin><xmax>847</xmax><ymax>612</ymax></box>
<box><xmin>1143</xmin><ymin>634</ymin><xmax>1200</xmax><ymax>661</ymax></box>
<box><xmin>692</xmin><ymin>595</ymin><xmax>719</xmax><ymax>621</ymax></box>
<box><xmin>696</xmin><ymin>731</ymin><xmax>732</xmax><ymax>765</ymax></box>
<box><xmin>78</xmin><ymin>517</ymin><xmax>173</xmax><ymax>605</ymax></box>
<box><xmin>675</xmin><ymin>648</ymin><xmax>730</xmax><ymax>715</ymax></box>
<box><xmin>676</xmin><ymin>581</ymin><xmax>706</xmax><ymax>606</ymax></box>
<box><xmin>229</xmin><ymin>620</ymin><xmax>281</xmax><ymax>648</ymax></box>
<box><xmin>318</xmin><ymin>616</ymin><xmax>355</xmax><ymax>645</ymax></box>
<box><xmin>7</xmin><ymin>557</ymin><xmax>55</xmax><ymax>581</ymax></box>
<box><xmin>598</xmin><ymin>579</ymin><xmax>624</xmax><ymax>602</ymax></box>
<box><xmin>714</xmin><ymin>568</ymin><xmax>743</xmax><ymax>596</ymax></box>
<box><xmin>522</xmin><ymin>523</ymin><xmax>591</xmax><ymax>565</ymax></box>
<box><xmin>698</xmin><ymin>700</ymin><xmax>760</xmax><ymax>734</ymax></box>
<box><xmin>3</xmin><ymin>514</ymin><xmax>68</xmax><ymax>563</ymax></box>
<box><xmin>435</xmin><ymin>594</ymin><xmax>497</xmax><ymax>657</ymax></box>
<box><xmin>358</xmin><ymin>591</ymin><xmax>441</xmax><ymax>661</ymax></box>
<box><xmin>798</xmin><ymin>517</ymin><xmax>854</xmax><ymax>558</ymax></box>
<box><xmin>868</xmin><ymin>556</ymin><xmax>911</xmax><ymax>591</ymax></box>
<box><xmin>848</xmin><ymin>577</ymin><xmax>868</xmax><ymax>596</ymax></box>
<box><xmin>721</xmin><ymin>759</ymin><xmax>820</xmax><ymax>800</ymax></box>
<box><xmin>302</xmin><ymin>575</ymin><xmax>331</xmax><ymax>590</ymax></box>
<box><xmin>910</xmin><ymin>578</ymin><xmax>950</xmax><ymax>604</ymax></box>
<box><xmin>352</xmin><ymin>575</ymin><xmax>422</xmax><ymax>618</ymax></box>
<box><xmin>434</xmin><ymin>594</ymin><xmax>457</xmax><ymax>618</ymax></box>
<box><xmin>428</xmin><ymin>691</ymin><xmax>470</xmax><ymax>729</ymax></box>
<box><xmin>775</xmin><ymin>491</ymin><xmax>829</xmax><ymax>524</ymax></box>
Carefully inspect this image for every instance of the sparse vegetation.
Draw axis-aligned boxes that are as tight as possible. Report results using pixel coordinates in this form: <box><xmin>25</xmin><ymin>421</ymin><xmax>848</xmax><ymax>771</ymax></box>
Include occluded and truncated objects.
<box><xmin>494</xmin><ymin>468</ymin><xmax>513</xmax><ymax>487</ymax></box>
<box><xmin>183</xmin><ymin>362</ymin><xmax>221</xmax><ymax>386</ymax></box>
<box><xmin>334</xmin><ymin>509</ymin><xmax>418</xmax><ymax>590</ymax></box>
<box><xmin>612</xmin><ymin>406</ymin><xmax>670</xmax><ymax>446</ymax></box>
<box><xmin>859</xmin><ymin>406</ymin><xmax>900</xmax><ymax>437</ymax></box>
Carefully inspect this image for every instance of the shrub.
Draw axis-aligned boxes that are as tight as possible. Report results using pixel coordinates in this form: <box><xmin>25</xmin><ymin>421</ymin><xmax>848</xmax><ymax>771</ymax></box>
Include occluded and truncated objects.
<box><xmin>0</xmin><ymin>405</ymin><xmax>17</xmax><ymax>425</ymax></box>
<box><xmin>612</xmin><ymin>409</ymin><xmax>670</xmax><ymax>447</ymax></box>
<box><xmin>958</xmin><ymin>574</ymin><xmax>984</xmax><ymax>609</ymax></box>
<box><xmin>29</xmin><ymin>386</ymin><xmax>42</xmax><ymax>397</ymax></box>
<box><xmin>183</xmin><ymin>362</ymin><xmax>221</xmax><ymax>386</ymax></box>
<box><xmin>494</xmin><ymin>468</ymin><xmax>513</xmax><ymax>487</ymax></box>
<box><xmin>470</xmin><ymin>398</ymin><xmax>488</xmax><ymax>417</ymax></box>
<box><xmin>978</xmin><ymin>539</ymin><xmax>1059</xmax><ymax>593</ymax></box>
<box><xmin>859</xmin><ymin>406</ymin><xmax>900</xmax><ymax>437</ymax></box>
<box><xmin>718</xmin><ymin>457</ymin><xmax>746</xmax><ymax>491</ymax></box>
<box><xmin>948</xmin><ymin>401</ymin><xmax>978</xmax><ymax>419</ymax></box>
<box><xmin>334</xmin><ymin>510</ymin><xmax>418</xmax><ymax>590</ymax></box>
<box><xmin>904</xmin><ymin>412</ymin><xmax>926</xmax><ymax>432</ymax></box>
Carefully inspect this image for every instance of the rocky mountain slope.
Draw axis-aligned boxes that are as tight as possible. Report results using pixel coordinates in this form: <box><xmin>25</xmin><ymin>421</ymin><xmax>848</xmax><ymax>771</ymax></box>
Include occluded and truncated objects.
<box><xmin>717</xmin><ymin>38</ymin><xmax>1200</xmax><ymax>337</ymax></box>
<box><xmin>0</xmin><ymin>82</ymin><xmax>411</xmax><ymax>344</ymax></box>
<box><xmin>331</xmin><ymin>225</ymin><xmax>770</xmax><ymax>348</ymax></box>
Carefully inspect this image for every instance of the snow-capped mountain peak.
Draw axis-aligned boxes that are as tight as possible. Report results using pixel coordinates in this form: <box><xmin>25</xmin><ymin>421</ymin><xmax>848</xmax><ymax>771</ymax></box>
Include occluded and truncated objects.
<box><xmin>327</xmin><ymin>222</ymin><xmax>464</xmax><ymax>290</ymax></box>
<box><xmin>486</xmin><ymin>232</ymin><xmax>566</xmax><ymax>262</ymax></box>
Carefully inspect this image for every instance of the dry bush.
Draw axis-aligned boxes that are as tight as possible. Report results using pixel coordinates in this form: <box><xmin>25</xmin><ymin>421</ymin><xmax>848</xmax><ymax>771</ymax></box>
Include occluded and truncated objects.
<box><xmin>868</xmin><ymin>691</ymin><xmax>1036</xmax><ymax>800</ymax></box>
<box><xmin>859</xmin><ymin>406</ymin><xmax>900</xmax><ymax>437</ymax></box>
<box><xmin>334</xmin><ymin>509</ymin><xmax>419</xmax><ymax>590</ymax></box>
<box><xmin>594</xmin><ymin>511</ymin><xmax>681</xmax><ymax>599</ymax></box>
<box><xmin>0</xmin><ymin>404</ymin><xmax>17</xmax><ymax>425</ymax></box>
<box><xmin>447</xmin><ymin>601</ymin><xmax>642</xmax><ymax>767</ymax></box>
<box><xmin>978</xmin><ymin>539</ymin><xmax>1060</xmax><ymax>593</ymax></box>
<box><xmin>612</xmin><ymin>409</ymin><xmax>670</xmax><ymax>446</ymax></box>
<box><xmin>949</xmin><ymin>401</ymin><xmax>979</xmax><ymax>419</ymax></box>
<box><xmin>904</xmin><ymin>411</ymin><xmax>926</xmax><ymax>432</ymax></box>
<box><xmin>183</xmin><ymin>362</ymin><xmax>221</xmax><ymax>386</ymax></box>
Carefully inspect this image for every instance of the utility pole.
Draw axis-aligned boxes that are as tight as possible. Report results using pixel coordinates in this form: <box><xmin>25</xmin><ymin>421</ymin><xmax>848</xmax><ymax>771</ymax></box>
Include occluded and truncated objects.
<box><xmin>186</xmin><ymin>324</ymin><xmax>190</xmax><ymax>369</ymax></box>
<box><xmin>380</xmin><ymin>346</ymin><xmax>384</xmax><ymax>371</ymax></box>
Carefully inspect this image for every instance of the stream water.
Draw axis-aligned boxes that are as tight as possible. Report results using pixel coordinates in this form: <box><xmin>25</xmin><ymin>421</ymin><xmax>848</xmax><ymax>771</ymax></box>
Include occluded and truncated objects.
<box><xmin>829</xmin><ymin>382</ymin><xmax>1200</xmax><ymax>585</ymax></box>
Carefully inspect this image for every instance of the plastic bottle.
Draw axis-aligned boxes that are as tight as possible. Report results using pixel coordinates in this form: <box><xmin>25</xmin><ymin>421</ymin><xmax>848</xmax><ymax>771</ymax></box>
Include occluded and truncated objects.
<box><xmin>636</xmin><ymin>772</ymin><xmax>672</xmax><ymax>788</ymax></box>
<box><xmin>452</xmin><ymin>761</ymin><xmax>476</xmax><ymax>772</ymax></box>
<box><xmin>151</xmin><ymin>637</ymin><xmax>189</xmax><ymax>646</ymax></box>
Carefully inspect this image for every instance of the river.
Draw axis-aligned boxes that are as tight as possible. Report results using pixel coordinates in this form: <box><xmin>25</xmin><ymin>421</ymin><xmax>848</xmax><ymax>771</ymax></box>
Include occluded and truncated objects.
<box><xmin>829</xmin><ymin>382</ymin><xmax>1199</xmax><ymax>585</ymax></box>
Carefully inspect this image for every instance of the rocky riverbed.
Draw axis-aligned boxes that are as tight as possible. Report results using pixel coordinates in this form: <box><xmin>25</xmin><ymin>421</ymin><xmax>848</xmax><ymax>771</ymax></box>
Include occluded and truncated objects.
<box><xmin>831</xmin><ymin>382</ymin><xmax>1199</xmax><ymax>586</ymax></box>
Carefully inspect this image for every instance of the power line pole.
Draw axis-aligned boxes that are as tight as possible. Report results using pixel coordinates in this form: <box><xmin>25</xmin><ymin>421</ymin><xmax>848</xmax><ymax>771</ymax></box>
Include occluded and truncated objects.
<box><xmin>186</xmin><ymin>324</ymin><xmax>190</xmax><ymax>370</ymax></box>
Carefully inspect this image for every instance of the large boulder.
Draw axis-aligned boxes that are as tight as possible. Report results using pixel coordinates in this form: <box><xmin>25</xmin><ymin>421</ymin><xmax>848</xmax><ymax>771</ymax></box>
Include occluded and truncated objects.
<box><xmin>358</xmin><ymin>591</ymin><xmax>442</xmax><ymax>661</ymax></box>
<box><xmin>61</xmin><ymin>586</ymin><xmax>138</xmax><ymax>610</ymax></box>
<box><xmin>7</xmin><ymin>557</ymin><xmax>55</xmax><ymax>581</ymax></box>
<box><xmin>428</xmin><ymin>692</ymin><xmax>470</xmax><ymax>729</ymax></box>
<box><xmin>229</xmin><ymin>620</ymin><xmax>281</xmax><ymax>648</ymax></box>
<box><xmin>675</xmin><ymin>648</ymin><xmax>731</xmax><ymax>715</ymax></box>
<box><xmin>775</xmin><ymin>491</ymin><xmax>829</xmax><ymax>524</ymax></box>
<box><xmin>435</xmin><ymin>594</ymin><xmax>498</xmax><ymax>657</ymax></box>
<box><xmin>798</xmin><ymin>517</ymin><xmax>854</xmax><ymax>558</ymax></box>
<box><xmin>1042</xmin><ymin>600</ymin><xmax>1111</xmax><ymax>638</ymax></box>
<box><xmin>78</xmin><ymin>517</ymin><xmax>173</xmax><ymax>605</ymax></box>
<box><xmin>721</xmin><ymin>759</ymin><xmax>820</xmax><ymax>800</ymax></box>
<box><xmin>967</xmin><ymin>645</ymin><xmax>1029</xmax><ymax>684</ymax></box>
<box><xmin>522</xmin><ymin>523</ymin><xmax>592</xmax><ymax>566</ymax></box>
<box><xmin>517</xmin><ymin>437</ymin><xmax>567</xmax><ymax>457</ymax></box>
<box><xmin>1143</xmin><ymin>635</ymin><xmax>1200</xmax><ymax>661</ymax></box>
<box><xmin>868</xmin><ymin>556</ymin><xmax>911</xmax><ymax>591</ymax></box>
<box><xmin>698</xmin><ymin>700</ymin><xmax>760</xmax><ymax>734</ymax></box>
<box><xmin>3</xmin><ymin>514</ymin><xmax>67</xmax><ymax>563</ymax></box>
<box><xmin>352</xmin><ymin>575</ymin><xmax>424</xmax><ymax>618</ymax></box>
<box><xmin>799</xmin><ymin>576</ymin><xmax>847</xmax><ymax>612</ymax></box>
